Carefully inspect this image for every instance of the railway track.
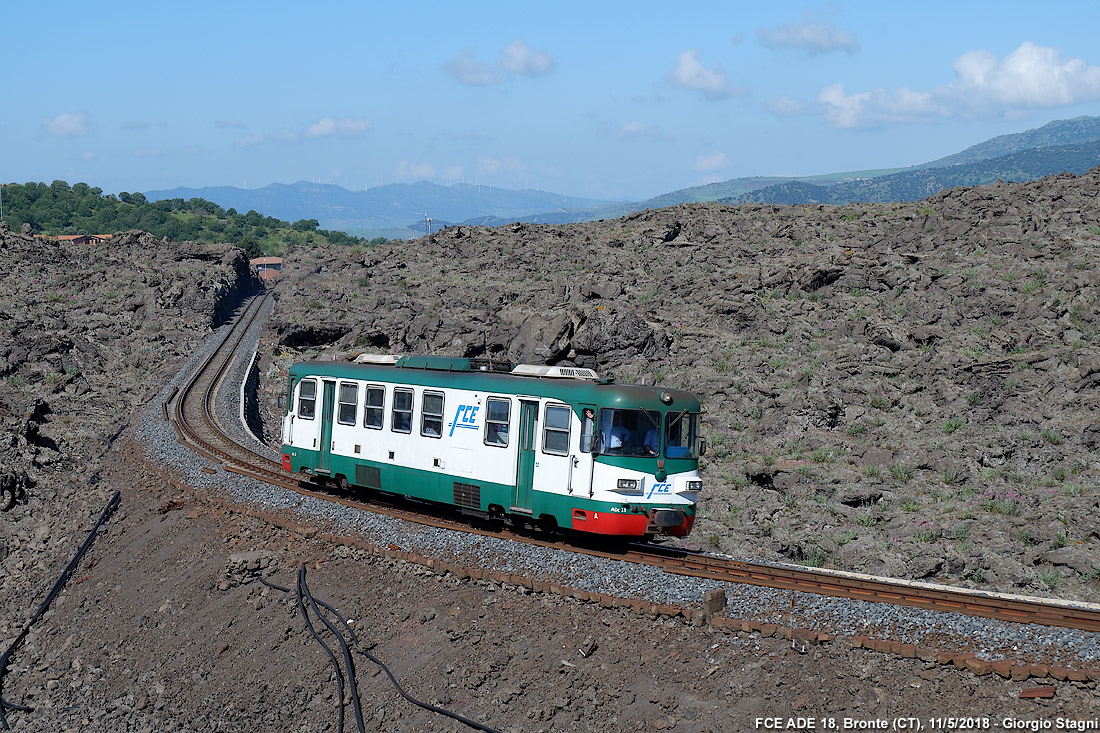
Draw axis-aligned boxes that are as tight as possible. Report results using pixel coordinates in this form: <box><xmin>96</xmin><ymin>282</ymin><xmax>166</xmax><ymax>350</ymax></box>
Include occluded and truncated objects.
<box><xmin>167</xmin><ymin>294</ymin><xmax>1100</xmax><ymax>636</ymax></box>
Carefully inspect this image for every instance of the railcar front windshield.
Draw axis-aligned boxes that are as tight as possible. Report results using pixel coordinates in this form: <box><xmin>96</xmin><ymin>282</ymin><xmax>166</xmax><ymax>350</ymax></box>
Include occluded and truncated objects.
<box><xmin>595</xmin><ymin>408</ymin><xmax>700</xmax><ymax>458</ymax></box>
<box><xmin>597</xmin><ymin>408</ymin><xmax>661</xmax><ymax>456</ymax></box>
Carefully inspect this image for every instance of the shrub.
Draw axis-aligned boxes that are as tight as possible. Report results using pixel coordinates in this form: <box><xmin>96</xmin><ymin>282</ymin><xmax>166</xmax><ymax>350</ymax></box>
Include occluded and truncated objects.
<box><xmin>835</xmin><ymin>529</ymin><xmax>859</xmax><ymax>545</ymax></box>
<box><xmin>964</xmin><ymin>568</ymin><xmax>985</xmax><ymax>583</ymax></box>
<box><xmin>890</xmin><ymin>464</ymin><xmax>915</xmax><ymax>482</ymax></box>
<box><xmin>799</xmin><ymin>546</ymin><xmax>828</xmax><ymax>568</ymax></box>
<box><xmin>1039</xmin><ymin>570</ymin><xmax>1064</xmax><ymax>589</ymax></box>
<box><xmin>942</xmin><ymin>417</ymin><xmax>965</xmax><ymax>434</ymax></box>
<box><xmin>983</xmin><ymin>495</ymin><xmax>1021</xmax><ymax>516</ymax></box>
<box><xmin>855</xmin><ymin>510</ymin><xmax>880</xmax><ymax>527</ymax></box>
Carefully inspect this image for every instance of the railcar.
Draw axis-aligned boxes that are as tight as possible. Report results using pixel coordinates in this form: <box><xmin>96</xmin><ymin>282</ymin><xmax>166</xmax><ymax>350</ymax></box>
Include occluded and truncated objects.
<box><xmin>280</xmin><ymin>355</ymin><xmax>703</xmax><ymax>538</ymax></box>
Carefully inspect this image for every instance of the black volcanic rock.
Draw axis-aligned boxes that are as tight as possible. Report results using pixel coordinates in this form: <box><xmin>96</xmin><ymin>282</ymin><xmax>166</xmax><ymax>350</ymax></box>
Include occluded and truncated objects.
<box><xmin>264</xmin><ymin>167</ymin><xmax>1100</xmax><ymax>598</ymax></box>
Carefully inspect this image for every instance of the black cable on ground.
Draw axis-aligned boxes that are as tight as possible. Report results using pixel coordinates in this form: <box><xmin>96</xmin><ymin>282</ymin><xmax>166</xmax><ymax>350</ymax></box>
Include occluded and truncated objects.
<box><xmin>297</xmin><ymin>566</ymin><xmax>366</xmax><ymax>733</ymax></box>
<box><xmin>0</xmin><ymin>490</ymin><xmax>121</xmax><ymax>730</ymax></box>
<box><xmin>258</xmin><ymin>567</ymin><xmax>504</xmax><ymax>733</ymax></box>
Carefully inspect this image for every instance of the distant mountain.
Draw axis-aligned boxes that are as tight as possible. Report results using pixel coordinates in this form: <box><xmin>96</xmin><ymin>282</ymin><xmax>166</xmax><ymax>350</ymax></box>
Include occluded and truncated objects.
<box><xmin>144</xmin><ymin>181</ymin><xmax>618</xmax><ymax>239</ymax></box>
<box><xmin>922</xmin><ymin>115</ymin><xmax>1100</xmax><ymax>168</ymax></box>
<box><xmin>632</xmin><ymin>168</ymin><xmax>911</xmax><ymax>209</ymax></box>
<box><xmin>144</xmin><ymin>115</ymin><xmax>1100</xmax><ymax>236</ymax></box>
<box><xmin>724</xmin><ymin>140</ymin><xmax>1100</xmax><ymax>206</ymax></box>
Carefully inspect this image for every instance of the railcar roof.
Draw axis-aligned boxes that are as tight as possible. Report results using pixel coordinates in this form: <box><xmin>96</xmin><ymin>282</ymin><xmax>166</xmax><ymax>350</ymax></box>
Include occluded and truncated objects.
<box><xmin>289</xmin><ymin>359</ymin><xmax>701</xmax><ymax>411</ymax></box>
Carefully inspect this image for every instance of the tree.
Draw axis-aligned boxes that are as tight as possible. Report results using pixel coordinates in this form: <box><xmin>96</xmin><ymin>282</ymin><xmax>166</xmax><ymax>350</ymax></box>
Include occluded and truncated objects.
<box><xmin>238</xmin><ymin>237</ymin><xmax>263</xmax><ymax>259</ymax></box>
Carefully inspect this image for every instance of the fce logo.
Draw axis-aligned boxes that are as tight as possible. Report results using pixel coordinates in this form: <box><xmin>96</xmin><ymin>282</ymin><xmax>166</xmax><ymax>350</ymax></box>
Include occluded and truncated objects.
<box><xmin>448</xmin><ymin>405</ymin><xmax>480</xmax><ymax>436</ymax></box>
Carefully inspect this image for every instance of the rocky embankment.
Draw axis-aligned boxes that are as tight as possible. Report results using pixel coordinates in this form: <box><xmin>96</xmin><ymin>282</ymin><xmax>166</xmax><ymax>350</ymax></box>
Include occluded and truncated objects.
<box><xmin>0</xmin><ymin>222</ymin><xmax>259</xmax><ymax>690</ymax></box>
<box><xmin>264</xmin><ymin>168</ymin><xmax>1100</xmax><ymax>602</ymax></box>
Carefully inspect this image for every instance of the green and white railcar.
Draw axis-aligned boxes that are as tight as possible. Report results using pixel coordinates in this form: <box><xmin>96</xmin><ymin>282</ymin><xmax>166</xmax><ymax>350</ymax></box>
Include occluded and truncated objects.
<box><xmin>280</xmin><ymin>355</ymin><xmax>702</xmax><ymax>538</ymax></box>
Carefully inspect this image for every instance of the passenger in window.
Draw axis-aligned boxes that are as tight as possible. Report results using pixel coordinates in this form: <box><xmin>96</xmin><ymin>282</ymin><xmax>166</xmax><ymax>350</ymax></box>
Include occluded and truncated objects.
<box><xmin>643</xmin><ymin>426</ymin><xmax>659</xmax><ymax>456</ymax></box>
<box><xmin>424</xmin><ymin>423</ymin><xmax>440</xmax><ymax>437</ymax></box>
<box><xmin>606</xmin><ymin>413</ymin><xmax>630</xmax><ymax>452</ymax></box>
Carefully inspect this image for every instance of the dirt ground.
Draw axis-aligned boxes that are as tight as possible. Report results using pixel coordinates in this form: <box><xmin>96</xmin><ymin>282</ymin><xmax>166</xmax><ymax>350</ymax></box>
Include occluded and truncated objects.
<box><xmin>3</xmin><ymin>430</ymin><xmax>1095</xmax><ymax>733</ymax></box>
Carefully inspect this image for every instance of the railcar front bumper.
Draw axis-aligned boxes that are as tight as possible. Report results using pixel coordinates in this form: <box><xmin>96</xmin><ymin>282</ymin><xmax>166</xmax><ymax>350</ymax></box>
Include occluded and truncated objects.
<box><xmin>649</xmin><ymin>508</ymin><xmax>694</xmax><ymax>537</ymax></box>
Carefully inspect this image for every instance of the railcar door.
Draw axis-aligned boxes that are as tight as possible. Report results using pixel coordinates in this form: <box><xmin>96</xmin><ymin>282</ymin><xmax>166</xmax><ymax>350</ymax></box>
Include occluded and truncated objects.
<box><xmin>512</xmin><ymin>399</ymin><xmax>538</xmax><ymax>512</ymax></box>
<box><xmin>318</xmin><ymin>380</ymin><xmax>336</xmax><ymax>474</ymax></box>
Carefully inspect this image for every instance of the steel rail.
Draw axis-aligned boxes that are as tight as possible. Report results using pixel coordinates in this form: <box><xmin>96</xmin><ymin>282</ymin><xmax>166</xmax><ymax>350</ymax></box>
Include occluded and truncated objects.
<box><xmin>167</xmin><ymin>297</ymin><xmax>1100</xmax><ymax>636</ymax></box>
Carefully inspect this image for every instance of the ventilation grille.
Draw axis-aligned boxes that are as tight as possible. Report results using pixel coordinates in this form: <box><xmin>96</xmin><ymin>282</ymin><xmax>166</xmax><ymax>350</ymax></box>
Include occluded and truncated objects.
<box><xmin>511</xmin><ymin>364</ymin><xmax>599</xmax><ymax>380</ymax></box>
<box><xmin>356</xmin><ymin>464</ymin><xmax>381</xmax><ymax>490</ymax></box>
<box><xmin>453</xmin><ymin>481</ymin><xmax>481</xmax><ymax>510</ymax></box>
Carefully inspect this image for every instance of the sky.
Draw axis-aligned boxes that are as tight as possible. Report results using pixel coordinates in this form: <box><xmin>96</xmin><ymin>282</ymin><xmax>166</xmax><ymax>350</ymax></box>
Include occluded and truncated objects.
<box><xmin>6</xmin><ymin>1</ymin><xmax>1100</xmax><ymax>202</ymax></box>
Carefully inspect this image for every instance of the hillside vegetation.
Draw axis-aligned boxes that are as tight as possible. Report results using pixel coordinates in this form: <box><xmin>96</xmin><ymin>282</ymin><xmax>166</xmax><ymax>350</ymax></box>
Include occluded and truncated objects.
<box><xmin>0</xmin><ymin>180</ymin><xmax>373</xmax><ymax>256</ymax></box>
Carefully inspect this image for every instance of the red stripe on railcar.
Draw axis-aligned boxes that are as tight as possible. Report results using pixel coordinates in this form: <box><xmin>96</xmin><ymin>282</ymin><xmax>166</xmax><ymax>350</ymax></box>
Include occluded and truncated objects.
<box><xmin>571</xmin><ymin>509</ymin><xmax>649</xmax><ymax>536</ymax></box>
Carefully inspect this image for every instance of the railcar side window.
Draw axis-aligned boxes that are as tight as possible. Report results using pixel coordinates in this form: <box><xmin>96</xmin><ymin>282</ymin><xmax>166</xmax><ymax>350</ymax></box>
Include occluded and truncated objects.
<box><xmin>542</xmin><ymin>404</ymin><xmax>571</xmax><ymax>455</ymax></box>
<box><xmin>580</xmin><ymin>408</ymin><xmax>597</xmax><ymax>452</ymax></box>
<box><xmin>485</xmin><ymin>397</ymin><xmax>510</xmax><ymax>446</ymax></box>
<box><xmin>392</xmin><ymin>388</ymin><xmax>413</xmax><ymax>433</ymax></box>
<box><xmin>337</xmin><ymin>382</ymin><xmax>358</xmax><ymax>425</ymax></box>
<box><xmin>363</xmin><ymin>385</ymin><xmax>385</xmax><ymax>429</ymax></box>
<box><xmin>297</xmin><ymin>379</ymin><xmax>317</xmax><ymax>420</ymax></box>
<box><xmin>421</xmin><ymin>391</ymin><xmax>444</xmax><ymax>437</ymax></box>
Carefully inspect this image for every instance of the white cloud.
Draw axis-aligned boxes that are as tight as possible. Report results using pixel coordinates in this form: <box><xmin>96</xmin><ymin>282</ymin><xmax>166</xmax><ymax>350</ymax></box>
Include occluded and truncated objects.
<box><xmin>950</xmin><ymin>41</ymin><xmax>1100</xmax><ymax>109</ymax></box>
<box><xmin>477</xmin><ymin>155</ymin><xmax>525</xmax><ymax>176</ymax></box>
<box><xmin>766</xmin><ymin>96</ymin><xmax>806</xmax><ymax>116</ymax></box>
<box><xmin>613</xmin><ymin>121</ymin><xmax>669</xmax><ymax>140</ymax></box>
<box><xmin>396</xmin><ymin>161</ymin><xmax>437</xmax><ymax>180</ymax></box>
<box><xmin>757</xmin><ymin>19</ymin><xmax>858</xmax><ymax>55</ymax></box>
<box><xmin>445</xmin><ymin>41</ymin><xmax>555</xmax><ymax>86</ymax></box>
<box><xmin>816</xmin><ymin>42</ymin><xmax>1100</xmax><ymax>129</ymax></box>
<box><xmin>694</xmin><ymin>152</ymin><xmax>729</xmax><ymax>172</ymax></box>
<box><xmin>130</xmin><ymin>145</ymin><xmax>203</xmax><ymax>158</ymax></box>
<box><xmin>817</xmin><ymin>83</ymin><xmax>944</xmax><ymax>128</ymax></box>
<box><xmin>665</xmin><ymin>50</ymin><xmax>745</xmax><ymax>100</ymax></box>
<box><xmin>444</xmin><ymin>50</ymin><xmax>501</xmax><ymax>86</ymax></box>
<box><xmin>233</xmin><ymin>118</ymin><xmax>371</xmax><ymax>148</ymax></box>
<box><xmin>235</xmin><ymin>134</ymin><xmax>266</xmax><ymax>149</ymax></box>
<box><xmin>443</xmin><ymin>128</ymin><xmax>492</xmax><ymax>142</ymax></box>
<box><xmin>43</xmin><ymin>112</ymin><xmax>92</xmax><ymax>138</ymax></box>
<box><xmin>498</xmin><ymin>40</ymin><xmax>554</xmax><ymax>77</ymax></box>
<box><xmin>304</xmin><ymin>116</ymin><xmax>373</xmax><ymax>138</ymax></box>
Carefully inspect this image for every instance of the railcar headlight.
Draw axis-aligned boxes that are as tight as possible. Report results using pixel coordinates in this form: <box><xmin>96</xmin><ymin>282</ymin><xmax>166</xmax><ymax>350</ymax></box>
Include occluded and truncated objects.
<box><xmin>617</xmin><ymin>479</ymin><xmax>638</xmax><ymax>490</ymax></box>
<box><xmin>686</xmin><ymin>480</ymin><xmax>702</xmax><ymax>491</ymax></box>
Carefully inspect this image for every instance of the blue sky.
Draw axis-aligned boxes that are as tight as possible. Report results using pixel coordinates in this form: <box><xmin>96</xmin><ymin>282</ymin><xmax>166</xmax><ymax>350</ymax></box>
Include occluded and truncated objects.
<box><xmin>7</xmin><ymin>1</ymin><xmax>1100</xmax><ymax>201</ymax></box>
